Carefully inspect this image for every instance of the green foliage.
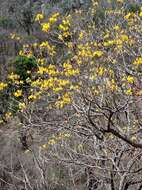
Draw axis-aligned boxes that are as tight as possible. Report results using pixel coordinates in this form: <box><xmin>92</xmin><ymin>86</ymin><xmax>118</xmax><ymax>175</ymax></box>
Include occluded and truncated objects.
<box><xmin>13</xmin><ymin>55</ymin><xmax>37</xmax><ymax>81</ymax></box>
<box><xmin>93</xmin><ymin>7</ymin><xmax>105</xmax><ymax>25</ymax></box>
<box><xmin>0</xmin><ymin>17</ymin><xmax>15</xmax><ymax>29</ymax></box>
<box><xmin>0</xmin><ymin>56</ymin><xmax>37</xmax><ymax>116</ymax></box>
<box><xmin>126</xmin><ymin>3</ymin><xmax>141</xmax><ymax>13</ymax></box>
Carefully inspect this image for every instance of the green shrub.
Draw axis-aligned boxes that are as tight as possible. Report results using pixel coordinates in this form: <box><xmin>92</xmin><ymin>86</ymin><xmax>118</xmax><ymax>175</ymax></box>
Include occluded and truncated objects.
<box><xmin>13</xmin><ymin>55</ymin><xmax>37</xmax><ymax>81</ymax></box>
<box><xmin>0</xmin><ymin>17</ymin><xmax>15</xmax><ymax>29</ymax></box>
<box><xmin>126</xmin><ymin>3</ymin><xmax>141</xmax><ymax>13</ymax></box>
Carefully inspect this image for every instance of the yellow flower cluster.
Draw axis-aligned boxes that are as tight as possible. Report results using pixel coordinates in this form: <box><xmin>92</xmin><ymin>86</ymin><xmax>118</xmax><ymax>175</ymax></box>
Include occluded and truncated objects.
<box><xmin>0</xmin><ymin>82</ymin><xmax>7</xmax><ymax>91</ymax></box>
<box><xmin>28</xmin><ymin>91</ymin><xmax>41</xmax><ymax>101</ymax></box>
<box><xmin>1</xmin><ymin>4</ymin><xmax>142</xmax><ymax>120</ymax></box>
<box><xmin>13</xmin><ymin>89</ymin><xmax>22</xmax><ymax>97</ymax></box>
<box><xmin>58</xmin><ymin>15</ymin><xmax>71</xmax><ymax>38</ymax></box>
<box><xmin>49</xmin><ymin>12</ymin><xmax>60</xmax><ymax>24</ymax></box>
<box><xmin>126</xmin><ymin>76</ymin><xmax>135</xmax><ymax>84</ymax></box>
<box><xmin>93</xmin><ymin>51</ymin><xmax>103</xmax><ymax>57</ymax></box>
<box><xmin>106</xmin><ymin>79</ymin><xmax>118</xmax><ymax>91</ymax></box>
<box><xmin>18</xmin><ymin>102</ymin><xmax>26</xmax><ymax>112</ymax></box>
<box><xmin>37</xmin><ymin>64</ymin><xmax>58</xmax><ymax>76</ymax></box>
<box><xmin>55</xmin><ymin>93</ymin><xmax>71</xmax><ymax>108</ymax></box>
<box><xmin>41</xmin><ymin>131</ymin><xmax>71</xmax><ymax>149</ymax></box>
<box><xmin>19</xmin><ymin>50</ymin><xmax>33</xmax><ymax>58</ymax></box>
<box><xmin>40</xmin><ymin>12</ymin><xmax>59</xmax><ymax>32</ymax></box>
<box><xmin>5</xmin><ymin>112</ymin><xmax>12</xmax><ymax>118</ymax></box>
<box><xmin>35</xmin><ymin>13</ymin><xmax>44</xmax><ymax>22</ymax></box>
<box><xmin>64</xmin><ymin>68</ymin><xmax>80</xmax><ymax>77</ymax></box>
<box><xmin>97</xmin><ymin>67</ymin><xmax>106</xmax><ymax>76</ymax></box>
<box><xmin>41</xmin><ymin>23</ymin><xmax>50</xmax><ymax>32</ymax></box>
<box><xmin>37</xmin><ymin>58</ymin><xmax>45</xmax><ymax>65</ymax></box>
<box><xmin>39</xmin><ymin>41</ymin><xmax>55</xmax><ymax>56</ymax></box>
<box><xmin>10</xmin><ymin>33</ymin><xmax>21</xmax><ymax>41</ymax></box>
<box><xmin>133</xmin><ymin>57</ymin><xmax>142</xmax><ymax>65</ymax></box>
<box><xmin>103</xmin><ymin>30</ymin><xmax>130</xmax><ymax>50</ymax></box>
<box><xmin>8</xmin><ymin>73</ymin><xmax>19</xmax><ymax>81</ymax></box>
<box><xmin>7</xmin><ymin>73</ymin><xmax>23</xmax><ymax>85</ymax></box>
<box><xmin>124</xmin><ymin>12</ymin><xmax>133</xmax><ymax>20</ymax></box>
<box><xmin>125</xmin><ymin>88</ymin><xmax>133</xmax><ymax>96</ymax></box>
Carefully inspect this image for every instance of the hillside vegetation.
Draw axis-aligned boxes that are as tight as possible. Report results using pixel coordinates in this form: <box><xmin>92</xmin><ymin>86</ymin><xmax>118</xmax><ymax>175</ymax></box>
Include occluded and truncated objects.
<box><xmin>0</xmin><ymin>0</ymin><xmax>142</xmax><ymax>190</ymax></box>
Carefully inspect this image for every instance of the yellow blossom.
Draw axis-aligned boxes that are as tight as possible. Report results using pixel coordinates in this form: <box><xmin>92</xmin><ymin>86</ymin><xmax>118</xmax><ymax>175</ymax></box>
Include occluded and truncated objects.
<box><xmin>125</xmin><ymin>88</ymin><xmax>133</xmax><ymax>95</ymax></box>
<box><xmin>97</xmin><ymin>67</ymin><xmax>105</xmax><ymax>76</ymax></box>
<box><xmin>40</xmin><ymin>41</ymin><xmax>49</xmax><ymax>48</ymax></box>
<box><xmin>41</xmin><ymin>23</ymin><xmax>50</xmax><ymax>32</ymax></box>
<box><xmin>133</xmin><ymin>57</ymin><xmax>142</xmax><ymax>65</ymax></box>
<box><xmin>19</xmin><ymin>102</ymin><xmax>26</xmax><ymax>111</ymax></box>
<box><xmin>79</xmin><ymin>31</ymin><xmax>84</xmax><ymax>40</ymax></box>
<box><xmin>139</xmin><ymin>11</ymin><xmax>142</xmax><ymax>17</ymax></box>
<box><xmin>113</xmin><ymin>25</ymin><xmax>120</xmax><ymax>30</ymax></box>
<box><xmin>124</xmin><ymin>12</ymin><xmax>133</xmax><ymax>20</ymax></box>
<box><xmin>5</xmin><ymin>112</ymin><xmax>12</xmax><ymax>118</ymax></box>
<box><xmin>127</xmin><ymin>76</ymin><xmax>134</xmax><ymax>83</ymax></box>
<box><xmin>0</xmin><ymin>82</ymin><xmax>7</xmax><ymax>91</ymax></box>
<box><xmin>41</xmin><ymin>144</ymin><xmax>48</xmax><ymax>149</ymax></box>
<box><xmin>35</xmin><ymin>13</ymin><xmax>44</xmax><ymax>21</ymax></box>
<box><xmin>13</xmin><ymin>90</ymin><xmax>22</xmax><ymax>97</ymax></box>
<box><xmin>93</xmin><ymin>51</ymin><xmax>103</xmax><ymax>57</ymax></box>
<box><xmin>130</xmin><ymin>136</ymin><xmax>137</xmax><ymax>142</ymax></box>
<box><xmin>48</xmin><ymin>139</ymin><xmax>56</xmax><ymax>145</ymax></box>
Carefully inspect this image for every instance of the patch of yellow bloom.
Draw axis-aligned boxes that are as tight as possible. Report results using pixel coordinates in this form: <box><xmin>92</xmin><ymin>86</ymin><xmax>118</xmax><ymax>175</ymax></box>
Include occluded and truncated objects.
<box><xmin>130</xmin><ymin>135</ymin><xmax>137</xmax><ymax>142</ymax></box>
<box><xmin>35</xmin><ymin>13</ymin><xmax>44</xmax><ymax>21</ymax></box>
<box><xmin>10</xmin><ymin>33</ymin><xmax>21</xmax><ymax>40</ymax></box>
<box><xmin>37</xmin><ymin>66</ymin><xmax>47</xmax><ymax>75</ymax></box>
<box><xmin>93</xmin><ymin>51</ymin><xmax>103</xmax><ymax>57</ymax></box>
<box><xmin>63</xmin><ymin>62</ymin><xmax>72</xmax><ymax>69</ymax></box>
<box><xmin>41</xmin><ymin>23</ymin><xmax>50</xmax><ymax>32</ymax></box>
<box><xmin>5</xmin><ymin>112</ymin><xmax>12</xmax><ymax>118</ymax></box>
<box><xmin>58</xmin><ymin>15</ymin><xmax>71</xmax><ymax>38</ymax></box>
<box><xmin>97</xmin><ymin>67</ymin><xmax>106</xmax><ymax>76</ymax></box>
<box><xmin>39</xmin><ymin>41</ymin><xmax>49</xmax><ymax>48</ymax></box>
<box><xmin>64</xmin><ymin>68</ymin><xmax>80</xmax><ymax>77</ymax></box>
<box><xmin>19</xmin><ymin>49</ymin><xmax>33</xmax><ymax>58</ymax></box>
<box><xmin>13</xmin><ymin>90</ymin><xmax>22</xmax><ymax>97</ymax></box>
<box><xmin>125</xmin><ymin>88</ymin><xmax>133</xmax><ymax>95</ymax></box>
<box><xmin>113</xmin><ymin>25</ymin><xmax>120</xmax><ymax>30</ymax></box>
<box><xmin>139</xmin><ymin>10</ymin><xmax>142</xmax><ymax>17</ymax></box>
<box><xmin>55</xmin><ymin>93</ymin><xmax>71</xmax><ymax>108</ymax></box>
<box><xmin>19</xmin><ymin>102</ymin><xmax>26</xmax><ymax>112</ymax></box>
<box><xmin>0</xmin><ymin>82</ymin><xmax>7</xmax><ymax>91</ymax></box>
<box><xmin>28</xmin><ymin>91</ymin><xmax>41</xmax><ymax>101</ymax></box>
<box><xmin>8</xmin><ymin>73</ymin><xmax>20</xmax><ymax>81</ymax></box>
<box><xmin>105</xmin><ymin>78</ymin><xmax>118</xmax><ymax>91</ymax></box>
<box><xmin>79</xmin><ymin>31</ymin><xmax>84</xmax><ymax>40</ymax></box>
<box><xmin>49</xmin><ymin>12</ymin><xmax>60</xmax><ymax>24</ymax></box>
<box><xmin>37</xmin><ymin>58</ymin><xmax>45</xmax><ymax>65</ymax></box>
<box><xmin>40</xmin><ymin>131</ymin><xmax>71</xmax><ymax>149</ymax></box>
<box><xmin>39</xmin><ymin>41</ymin><xmax>55</xmax><ymax>56</ymax></box>
<box><xmin>8</xmin><ymin>72</ymin><xmax>23</xmax><ymax>84</ymax></box>
<box><xmin>127</xmin><ymin>76</ymin><xmax>134</xmax><ymax>84</ymax></box>
<box><xmin>133</xmin><ymin>57</ymin><xmax>142</xmax><ymax>65</ymax></box>
<box><xmin>104</xmin><ymin>40</ymin><xmax>115</xmax><ymax>47</ymax></box>
<box><xmin>124</xmin><ymin>12</ymin><xmax>133</xmax><ymax>20</ymax></box>
<box><xmin>110</xmin><ymin>79</ymin><xmax>118</xmax><ymax>91</ymax></box>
